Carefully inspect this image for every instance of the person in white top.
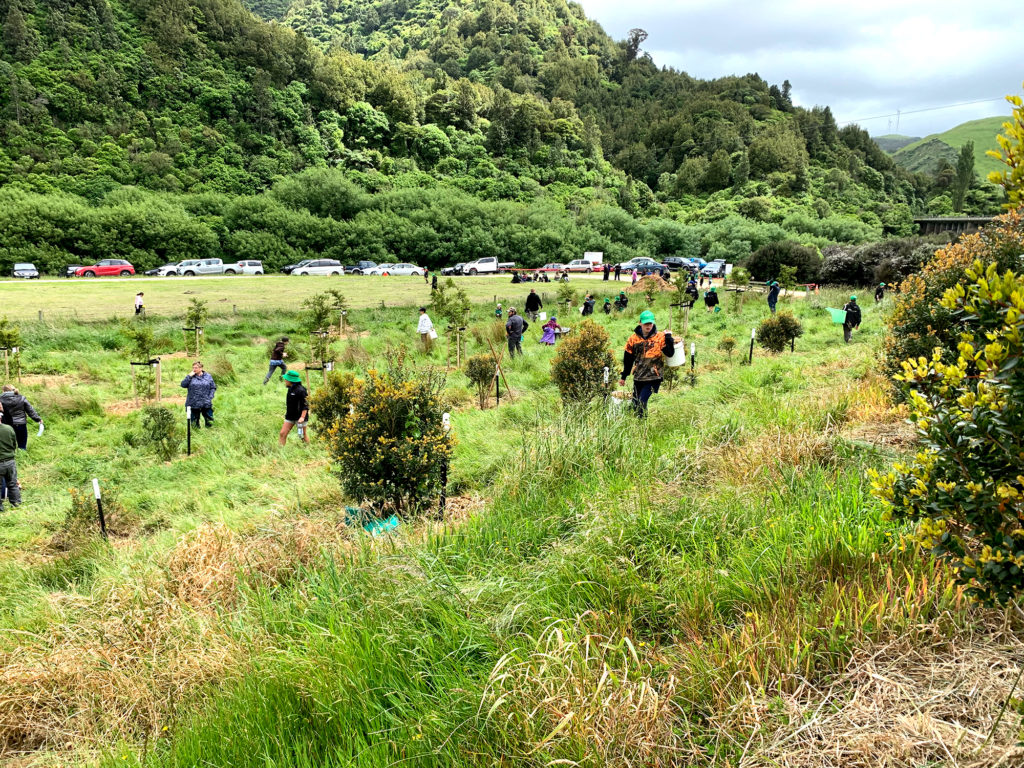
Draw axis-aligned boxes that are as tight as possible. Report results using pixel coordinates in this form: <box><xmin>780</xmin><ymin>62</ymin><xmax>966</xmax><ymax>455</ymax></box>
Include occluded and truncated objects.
<box><xmin>417</xmin><ymin>307</ymin><xmax>435</xmax><ymax>353</ymax></box>
<box><xmin>134</xmin><ymin>292</ymin><xmax>145</xmax><ymax>316</ymax></box>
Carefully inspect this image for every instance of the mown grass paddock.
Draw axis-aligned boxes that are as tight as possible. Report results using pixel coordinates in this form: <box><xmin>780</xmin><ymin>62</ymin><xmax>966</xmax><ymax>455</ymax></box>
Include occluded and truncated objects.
<box><xmin>1</xmin><ymin>284</ymin><xmax>1021</xmax><ymax>767</ymax></box>
<box><xmin>0</xmin><ymin>273</ymin><xmax>616</xmax><ymax>323</ymax></box>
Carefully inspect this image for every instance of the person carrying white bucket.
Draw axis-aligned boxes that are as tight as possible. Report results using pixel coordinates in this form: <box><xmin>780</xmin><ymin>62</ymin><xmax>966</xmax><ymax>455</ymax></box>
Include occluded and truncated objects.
<box><xmin>618</xmin><ymin>309</ymin><xmax>674</xmax><ymax>418</ymax></box>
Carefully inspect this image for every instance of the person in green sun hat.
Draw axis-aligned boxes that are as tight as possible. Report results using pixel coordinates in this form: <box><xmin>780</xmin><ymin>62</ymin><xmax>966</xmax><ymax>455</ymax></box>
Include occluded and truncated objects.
<box><xmin>278</xmin><ymin>369</ymin><xmax>309</xmax><ymax>446</ymax></box>
<box><xmin>875</xmin><ymin>282</ymin><xmax>886</xmax><ymax>303</ymax></box>
<box><xmin>843</xmin><ymin>294</ymin><xmax>861</xmax><ymax>343</ymax></box>
<box><xmin>619</xmin><ymin>309</ymin><xmax>674</xmax><ymax>418</ymax></box>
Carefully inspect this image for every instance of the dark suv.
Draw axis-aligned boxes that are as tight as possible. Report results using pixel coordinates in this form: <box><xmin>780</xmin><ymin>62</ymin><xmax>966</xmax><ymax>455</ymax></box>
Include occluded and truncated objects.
<box><xmin>346</xmin><ymin>260</ymin><xmax>378</xmax><ymax>275</ymax></box>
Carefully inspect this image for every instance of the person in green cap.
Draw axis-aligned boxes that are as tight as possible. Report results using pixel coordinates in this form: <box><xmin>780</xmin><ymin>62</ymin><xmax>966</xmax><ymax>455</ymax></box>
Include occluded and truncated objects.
<box><xmin>843</xmin><ymin>295</ymin><xmax>861</xmax><ymax>343</ymax></box>
<box><xmin>619</xmin><ymin>309</ymin><xmax>674</xmax><ymax>418</ymax></box>
<box><xmin>278</xmin><ymin>370</ymin><xmax>309</xmax><ymax>446</ymax></box>
<box><xmin>614</xmin><ymin>291</ymin><xmax>628</xmax><ymax>312</ymax></box>
<box><xmin>602</xmin><ymin>297</ymin><xmax>612</xmax><ymax>315</ymax></box>
<box><xmin>704</xmin><ymin>286</ymin><xmax>719</xmax><ymax>312</ymax></box>
<box><xmin>874</xmin><ymin>283</ymin><xmax>886</xmax><ymax>303</ymax></box>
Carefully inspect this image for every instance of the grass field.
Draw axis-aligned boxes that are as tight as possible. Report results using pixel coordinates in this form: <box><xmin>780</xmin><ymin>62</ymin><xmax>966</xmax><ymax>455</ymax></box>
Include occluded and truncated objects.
<box><xmin>1</xmin><ymin>283</ymin><xmax>1021</xmax><ymax>767</ymax></box>
<box><xmin>891</xmin><ymin>115</ymin><xmax>1010</xmax><ymax>178</ymax></box>
<box><xmin>0</xmin><ymin>273</ymin><xmax>620</xmax><ymax>323</ymax></box>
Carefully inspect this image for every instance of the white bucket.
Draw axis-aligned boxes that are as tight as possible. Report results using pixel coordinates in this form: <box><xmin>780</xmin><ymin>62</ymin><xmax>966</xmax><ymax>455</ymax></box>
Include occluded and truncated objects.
<box><xmin>665</xmin><ymin>338</ymin><xmax>686</xmax><ymax>367</ymax></box>
<box><xmin>538</xmin><ymin>312</ymin><xmax>547</xmax><ymax>322</ymax></box>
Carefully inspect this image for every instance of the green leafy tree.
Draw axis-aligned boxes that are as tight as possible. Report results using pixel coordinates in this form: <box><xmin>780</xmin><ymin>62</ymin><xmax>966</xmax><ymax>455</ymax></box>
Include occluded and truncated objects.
<box><xmin>951</xmin><ymin>141</ymin><xmax>975</xmax><ymax>213</ymax></box>
<box><xmin>756</xmin><ymin>311</ymin><xmax>803</xmax><ymax>353</ymax></box>
<box><xmin>464</xmin><ymin>354</ymin><xmax>495</xmax><ymax>409</ymax></box>
<box><xmin>870</xmin><ymin>262</ymin><xmax>1024</xmax><ymax>604</ymax></box>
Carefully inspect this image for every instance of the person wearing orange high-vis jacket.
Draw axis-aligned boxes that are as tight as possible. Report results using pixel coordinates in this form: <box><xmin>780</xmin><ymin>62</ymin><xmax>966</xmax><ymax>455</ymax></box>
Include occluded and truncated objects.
<box><xmin>618</xmin><ymin>309</ymin><xmax>674</xmax><ymax>418</ymax></box>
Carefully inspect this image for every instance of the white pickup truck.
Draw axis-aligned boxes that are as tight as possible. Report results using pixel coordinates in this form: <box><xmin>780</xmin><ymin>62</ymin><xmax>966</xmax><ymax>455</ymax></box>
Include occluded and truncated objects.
<box><xmin>463</xmin><ymin>257</ymin><xmax>515</xmax><ymax>275</ymax></box>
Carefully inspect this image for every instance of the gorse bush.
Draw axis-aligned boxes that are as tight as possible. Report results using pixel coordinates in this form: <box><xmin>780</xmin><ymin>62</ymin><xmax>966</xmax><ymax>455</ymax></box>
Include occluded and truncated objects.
<box><xmin>881</xmin><ymin>208</ymin><xmax>1024</xmax><ymax>391</ymax></box>
<box><xmin>138</xmin><ymin>406</ymin><xmax>183</xmax><ymax>462</ymax></box>
<box><xmin>756</xmin><ymin>311</ymin><xmax>804</xmax><ymax>353</ymax></box>
<box><xmin>309</xmin><ymin>371</ymin><xmax>363</xmax><ymax>439</ymax></box>
<box><xmin>464</xmin><ymin>354</ymin><xmax>495</xmax><ymax>409</ymax></box>
<box><xmin>550</xmin><ymin>320</ymin><xmax>615</xmax><ymax>404</ymax></box>
<box><xmin>324</xmin><ymin>354</ymin><xmax>452</xmax><ymax>517</ymax></box>
<box><xmin>870</xmin><ymin>262</ymin><xmax>1024</xmax><ymax>604</ymax></box>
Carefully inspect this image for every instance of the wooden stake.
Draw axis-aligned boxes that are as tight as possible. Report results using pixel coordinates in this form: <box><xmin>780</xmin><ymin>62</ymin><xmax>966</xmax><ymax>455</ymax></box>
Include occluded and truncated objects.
<box><xmin>485</xmin><ymin>339</ymin><xmax>514</xmax><ymax>402</ymax></box>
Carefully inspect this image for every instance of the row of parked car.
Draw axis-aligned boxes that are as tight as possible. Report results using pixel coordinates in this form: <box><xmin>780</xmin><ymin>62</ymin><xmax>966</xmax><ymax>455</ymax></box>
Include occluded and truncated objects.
<box><xmin>279</xmin><ymin>260</ymin><xmax>427</xmax><ymax>276</ymax></box>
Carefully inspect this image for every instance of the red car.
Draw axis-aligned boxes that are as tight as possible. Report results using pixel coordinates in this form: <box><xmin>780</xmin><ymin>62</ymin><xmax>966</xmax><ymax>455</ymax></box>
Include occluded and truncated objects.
<box><xmin>74</xmin><ymin>259</ymin><xmax>135</xmax><ymax>277</ymax></box>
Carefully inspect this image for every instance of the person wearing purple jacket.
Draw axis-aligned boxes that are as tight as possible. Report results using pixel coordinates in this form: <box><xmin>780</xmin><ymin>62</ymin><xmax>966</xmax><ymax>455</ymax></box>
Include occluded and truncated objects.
<box><xmin>181</xmin><ymin>361</ymin><xmax>216</xmax><ymax>429</ymax></box>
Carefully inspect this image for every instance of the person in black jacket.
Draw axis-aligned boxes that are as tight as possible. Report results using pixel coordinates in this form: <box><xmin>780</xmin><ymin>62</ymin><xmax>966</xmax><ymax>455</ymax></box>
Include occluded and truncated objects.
<box><xmin>279</xmin><ymin>370</ymin><xmax>309</xmax><ymax>445</ymax></box>
<box><xmin>704</xmin><ymin>287</ymin><xmax>720</xmax><ymax>312</ymax></box>
<box><xmin>0</xmin><ymin>385</ymin><xmax>42</xmax><ymax>451</ymax></box>
<box><xmin>524</xmin><ymin>289</ymin><xmax>543</xmax><ymax>321</ymax></box>
<box><xmin>874</xmin><ymin>283</ymin><xmax>886</xmax><ymax>303</ymax></box>
<box><xmin>843</xmin><ymin>295</ymin><xmax>862</xmax><ymax>343</ymax></box>
<box><xmin>505</xmin><ymin>308</ymin><xmax>527</xmax><ymax>357</ymax></box>
<box><xmin>582</xmin><ymin>294</ymin><xmax>595</xmax><ymax>316</ymax></box>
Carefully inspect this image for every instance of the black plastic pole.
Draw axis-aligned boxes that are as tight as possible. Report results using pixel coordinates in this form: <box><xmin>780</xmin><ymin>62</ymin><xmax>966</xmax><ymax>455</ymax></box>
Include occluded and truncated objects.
<box><xmin>186</xmin><ymin>407</ymin><xmax>192</xmax><ymax>456</ymax></box>
<box><xmin>92</xmin><ymin>479</ymin><xmax>107</xmax><ymax>539</ymax></box>
<box><xmin>748</xmin><ymin>328</ymin><xmax>755</xmax><ymax>364</ymax></box>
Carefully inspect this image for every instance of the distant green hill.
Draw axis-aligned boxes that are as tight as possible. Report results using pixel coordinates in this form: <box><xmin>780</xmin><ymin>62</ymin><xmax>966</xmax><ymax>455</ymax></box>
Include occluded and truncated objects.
<box><xmin>891</xmin><ymin>116</ymin><xmax>1008</xmax><ymax>178</ymax></box>
<box><xmin>874</xmin><ymin>134</ymin><xmax>920</xmax><ymax>153</ymax></box>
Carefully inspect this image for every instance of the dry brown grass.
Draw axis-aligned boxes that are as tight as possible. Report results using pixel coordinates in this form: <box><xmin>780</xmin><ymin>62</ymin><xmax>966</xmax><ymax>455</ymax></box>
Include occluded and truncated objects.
<box><xmin>0</xmin><ymin>516</ymin><xmax>353</xmax><ymax>761</ymax></box>
<box><xmin>741</xmin><ymin>629</ymin><xmax>1024</xmax><ymax>767</ymax></box>
<box><xmin>705</xmin><ymin>427</ymin><xmax>839</xmax><ymax>486</ymax></box>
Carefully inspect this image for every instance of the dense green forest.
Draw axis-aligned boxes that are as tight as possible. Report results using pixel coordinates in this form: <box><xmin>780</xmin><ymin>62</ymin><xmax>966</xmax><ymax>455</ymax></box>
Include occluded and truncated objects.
<box><xmin>0</xmin><ymin>0</ymin><xmax>1005</xmax><ymax>274</ymax></box>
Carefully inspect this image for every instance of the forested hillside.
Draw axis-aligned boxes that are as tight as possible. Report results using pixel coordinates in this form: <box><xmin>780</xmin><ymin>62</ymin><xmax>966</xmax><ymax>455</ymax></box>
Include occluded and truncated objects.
<box><xmin>0</xmin><ymin>0</ymin><xmax>1005</xmax><ymax>274</ymax></box>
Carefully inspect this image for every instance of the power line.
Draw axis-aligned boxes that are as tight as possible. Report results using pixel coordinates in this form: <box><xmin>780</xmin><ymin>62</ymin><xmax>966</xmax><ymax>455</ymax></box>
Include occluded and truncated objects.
<box><xmin>839</xmin><ymin>96</ymin><xmax>1007</xmax><ymax>126</ymax></box>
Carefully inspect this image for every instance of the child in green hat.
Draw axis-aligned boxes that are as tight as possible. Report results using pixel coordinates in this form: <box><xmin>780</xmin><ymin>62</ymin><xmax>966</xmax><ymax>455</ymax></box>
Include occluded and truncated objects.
<box><xmin>279</xmin><ymin>370</ymin><xmax>309</xmax><ymax>445</ymax></box>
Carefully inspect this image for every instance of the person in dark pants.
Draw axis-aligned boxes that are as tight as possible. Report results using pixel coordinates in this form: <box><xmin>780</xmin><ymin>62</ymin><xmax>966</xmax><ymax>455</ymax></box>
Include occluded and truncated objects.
<box><xmin>181</xmin><ymin>361</ymin><xmax>216</xmax><ymax>428</ymax></box>
<box><xmin>0</xmin><ymin>385</ymin><xmax>42</xmax><ymax>450</ymax></box>
<box><xmin>0</xmin><ymin>401</ymin><xmax>21</xmax><ymax>513</ymax></box>
<box><xmin>766</xmin><ymin>281</ymin><xmax>780</xmax><ymax>314</ymax></box>
<box><xmin>843</xmin><ymin>295</ymin><xmax>862</xmax><ymax>343</ymax></box>
<box><xmin>582</xmin><ymin>294</ymin><xmax>595</xmax><ymax>316</ymax></box>
<box><xmin>264</xmin><ymin>337</ymin><xmax>289</xmax><ymax>385</ymax></box>
<box><xmin>619</xmin><ymin>310</ymin><xmax>674</xmax><ymax>418</ymax></box>
<box><xmin>875</xmin><ymin>283</ymin><xmax>886</xmax><ymax>302</ymax></box>
<box><xmin>134</xmin><ymin>292</ymin><xmax>145</xmax><ymax>315</ymax></box>
<box><xmin>614</xmin><ymin>291</ymin><xmax>629</xmax><ymax>312</ymax></box>
<box><xmin>279</xmin><ymin>370</ymin><xmax>309</xmax><ymax>445</ymax></box>
<box><xmin>603</xmin><ymin>297</ymin><xmax>612</xmax><ymax>314</ymax></box>
<box><xmin>431</xmin><ymin>274</ymin><xmax>438</xmax><ymax>291</ymax></box>
<box><xmin>603</xmin><ymin>263</ymin><xmax>611</xmax><ymax>281</ymax></box>
<box><xmin>505</xmin><ymin>307</ymin><xmax>527</xmax><ymax>357</ymax></box>
<box><xmin>614</xmin><ymin>264</ymin><xmax>621</xmax><ymax>281</ymax></box>
<box><xmin>525</xmin><ymin>289</ymin><xmax>543</xmax><ymax>321</ymax></box>
<box><xmin>704</xmin><ymin>286</ymin><xmax>720</xmax><ymax>312</ymax></box>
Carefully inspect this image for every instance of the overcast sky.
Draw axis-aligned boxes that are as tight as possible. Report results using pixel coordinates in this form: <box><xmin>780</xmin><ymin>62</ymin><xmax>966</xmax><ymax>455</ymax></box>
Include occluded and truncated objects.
<box><xmin>577</xmin><ymin>0</ymin><xmax>1019</xmax><ymax>139</ymax></box>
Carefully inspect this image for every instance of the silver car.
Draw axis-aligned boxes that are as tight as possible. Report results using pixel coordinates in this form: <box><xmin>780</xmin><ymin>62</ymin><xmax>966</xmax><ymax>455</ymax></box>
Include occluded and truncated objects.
<box><xmin>367</xmin><ymin>262</ymin><xmax>424</xmax><ymax>276</ymax></box>
<box><xmin>292</xmin><ymin>259</ymin><xmax>344</xmax><ymax>276</ymax></box>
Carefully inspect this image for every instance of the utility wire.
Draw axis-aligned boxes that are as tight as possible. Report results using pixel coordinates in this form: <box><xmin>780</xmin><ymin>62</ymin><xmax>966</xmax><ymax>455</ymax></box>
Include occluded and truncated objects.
<box><xmin>839</xmin><ymin>96</ymin><xmax>1007</xmax><ymax>125</ymax></box>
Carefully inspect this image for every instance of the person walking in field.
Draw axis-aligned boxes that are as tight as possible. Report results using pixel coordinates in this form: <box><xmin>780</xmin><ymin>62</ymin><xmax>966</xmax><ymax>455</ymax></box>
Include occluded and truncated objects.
<box><xmin>631</xmin><ymin>269</ymin><xmax>638</xmax><ymax>285</ymax></box>
<box><xmin>525</xmin><ymin>289</ymin><xmax>543</xmax><ymax>322</ymax></box>
<box><xmin>417</xmin><ymin>307</ymin><xmax>435</xmax><ymax>353</ymax></box>
<box><xmin>279</xmin><ymin>370</ymin><xmax>309</xmax><ymax>446</ymax></box>
<box><xmin>619</xmin><ymin>310</ymin><xmax>674</xmax><ymax>419</ymax></box>
<box><xmin>614</xmin><ymin>263</ymin><xmax>621</xmax><ymax>281</ymax></box>
<box><xmin>181</xmin><ymin>361</ymin><xmax>216</xmax><ymax>429</ymax></box>
<box><xmin>766</xmin><ymin>281</ymin><xmax>780</xmax><ymax>314</ymax></box>
<box><xmin>264</xmin><ymin>337</ymin><xmax>289</xmax><ymax>385</ymax></box>
<box><xmin>603</xmin><ymin>263</ymin><xmax>610</xmax><ymax>281</ymax></box>
<box><xmin>0</xmin><ymin>401</ymin><xmax>21</xmax><ymax>513</ymax></box>
<box><xmin>843</xmin><ymin>295</ymin><xmax>862</xmax><ymax>343</ymax></box>
<box><xmin>0</xmin><ymin>385</ymin><xmax>43</xmax><ymax>451</ymax></box>
<box><xmin>704</xmin><ymin>286</ymin><xmax>719</xmax><ymax>312</ymax></box>
<box><xmin>875</xmin><ymin>283</ymin><xmax>886</xmax><ymax>303</ymax></box>
<box><xmin>505</xmin><ymin>307</ymin><xmax>527</xmax><ymax>357</ymax></box>
<box><xmin>134</xmin><ymin>292</ymin><xmax>145</xmax><ymax>316</ymax></box>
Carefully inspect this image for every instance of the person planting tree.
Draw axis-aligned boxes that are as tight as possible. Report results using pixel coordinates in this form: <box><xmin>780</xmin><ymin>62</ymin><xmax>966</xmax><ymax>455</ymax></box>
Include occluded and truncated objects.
<box><xmin>619</xmin><ymin>310</ymin><xmax>674</xmax><ymax>418</ymax></box>
<box><xmin>279</xmin><ymin>370</ymin><xmax>309</xmax><ymax>446</ymax></box>
<box><xmin>264</xmin><ymin>337</ymin><xmax>290</xmax><ymax>385</ymax></box>
<box><xmin>181</xmin><ymin>361</ymin><xmax>216</xmax><ymax>429</ymax></box>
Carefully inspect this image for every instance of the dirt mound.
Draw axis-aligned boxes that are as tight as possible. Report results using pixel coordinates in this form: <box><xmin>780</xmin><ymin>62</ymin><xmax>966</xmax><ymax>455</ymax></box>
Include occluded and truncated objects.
<box><xmin>625</xmin><ymin>275</ymin><xmax>674</xmax><ymax>294</ymax></box>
